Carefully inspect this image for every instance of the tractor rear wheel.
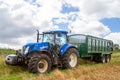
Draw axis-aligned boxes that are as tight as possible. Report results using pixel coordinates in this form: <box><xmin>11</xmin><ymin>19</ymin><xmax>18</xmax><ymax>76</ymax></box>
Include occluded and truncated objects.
<box><xmin>28</xmin><ymin>54</ymin><xmax>51</xmax><ymax>73</ymax></box>
<box><xmin>62</xmin><ymin>48</ymin><xmax>80</xmax><ymax>69</ymax></box>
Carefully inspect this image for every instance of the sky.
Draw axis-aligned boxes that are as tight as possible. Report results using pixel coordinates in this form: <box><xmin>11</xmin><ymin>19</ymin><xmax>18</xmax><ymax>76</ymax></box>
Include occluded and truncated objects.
<box><xmin>0</xmin><ymin>0</ymin><xmax>120</xmax><ymax>49</ymax></box>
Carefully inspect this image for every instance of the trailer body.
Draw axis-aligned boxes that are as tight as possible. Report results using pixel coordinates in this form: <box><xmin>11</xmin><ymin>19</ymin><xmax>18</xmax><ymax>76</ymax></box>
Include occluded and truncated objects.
<box><xmin>68</xmin><ymin>34</ymin><xmax>113</xmax><ymax>59</ymax></box>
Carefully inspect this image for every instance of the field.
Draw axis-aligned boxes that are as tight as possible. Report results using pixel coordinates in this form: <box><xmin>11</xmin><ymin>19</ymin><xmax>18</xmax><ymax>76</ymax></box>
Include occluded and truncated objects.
<box><xmin>0</xmin><ymin>49</ymin><xmax>120</xmax><ymax>80</ymax></box>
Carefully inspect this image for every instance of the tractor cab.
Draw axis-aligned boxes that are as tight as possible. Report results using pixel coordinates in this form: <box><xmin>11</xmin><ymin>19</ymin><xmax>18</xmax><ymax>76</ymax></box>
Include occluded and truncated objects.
<box><xmin>21</xmin><ymin>30</ymin><xmax>68</xmax><ymax>56</ymax></box>
<box><xmin>40</xmin><ymin>30</ymin><xmax>68</xmax><ymax>52</ymax></box>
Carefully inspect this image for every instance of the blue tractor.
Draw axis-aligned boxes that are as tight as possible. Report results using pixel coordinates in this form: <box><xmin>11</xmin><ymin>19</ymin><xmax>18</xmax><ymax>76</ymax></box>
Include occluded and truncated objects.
<box><xmin>5</xmin><ymin>30</ymin><xmax>80</xmax><ymax>73</ymax></box>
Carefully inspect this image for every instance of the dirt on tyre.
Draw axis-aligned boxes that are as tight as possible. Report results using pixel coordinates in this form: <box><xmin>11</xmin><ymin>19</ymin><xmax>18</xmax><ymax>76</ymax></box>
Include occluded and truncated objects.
<box><xmin>62</xmin><ymin>48</ymin><xmax>80</xmax><ymax>69</ymax></box>
<box><xmin>28</xmin><ymin>54</ymin><xmax>52</xmax><ymax>73</ymax></box>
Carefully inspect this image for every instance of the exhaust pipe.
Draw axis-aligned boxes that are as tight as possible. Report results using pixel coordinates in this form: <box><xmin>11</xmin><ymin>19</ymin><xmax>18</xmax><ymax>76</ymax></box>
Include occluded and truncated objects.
<box><xmin>37</xmin><ymin>30</ymin><xmax>39</xmax><ymax>43</ymax></box>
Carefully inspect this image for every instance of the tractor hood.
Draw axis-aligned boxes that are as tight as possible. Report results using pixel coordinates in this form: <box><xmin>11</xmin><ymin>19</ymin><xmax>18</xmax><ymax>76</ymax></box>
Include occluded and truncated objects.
<box><xmin>22</xmin><ymin>42</ymin><xmax>49</xmax><ymax>56</ymax></box>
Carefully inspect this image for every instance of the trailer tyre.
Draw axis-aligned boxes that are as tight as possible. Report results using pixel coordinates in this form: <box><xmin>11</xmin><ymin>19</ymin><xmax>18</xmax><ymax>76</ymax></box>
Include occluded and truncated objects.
<box><xmin>106</xmin><ymin>54</ymin><xmax>111</xmax><ymax>63</ymax></box>
<box><xmin>100</xmin><ymin>55</ymin><xmax>106</xmax><ymax>63</ymax></box>
<box><xmin>28</xmin><ymin>54</ymin><xmax>51</xmax><ymax>73</ymax></box>
<box><xmin>62</xmin><ymin>48</ymin><xmax>80</xmax><ymax>69</ymax></box>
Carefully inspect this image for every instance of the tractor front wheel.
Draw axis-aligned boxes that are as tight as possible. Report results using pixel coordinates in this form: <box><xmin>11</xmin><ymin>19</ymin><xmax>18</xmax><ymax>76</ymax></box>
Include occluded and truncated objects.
<box><xmin>28</xmin><ymin>54</ymin><xmax>51</xmax><ymax>73</ymax></box>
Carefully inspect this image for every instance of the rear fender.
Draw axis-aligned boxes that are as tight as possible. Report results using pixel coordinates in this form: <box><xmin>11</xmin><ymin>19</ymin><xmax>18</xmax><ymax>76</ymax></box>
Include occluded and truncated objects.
<box><xmin>59</xmin><ymin>44</ymin><xmax>77</xmax><ymax>55</ymax></box>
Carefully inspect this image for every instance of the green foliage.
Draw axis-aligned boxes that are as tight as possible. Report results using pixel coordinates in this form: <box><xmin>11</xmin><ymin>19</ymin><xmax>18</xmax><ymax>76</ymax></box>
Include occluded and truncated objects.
<box><xmin>0</xmin><ymin>74</ymin><xmax>22</xmax><ymax>80</ymax></box>
<box><xmin>0</xmin><ymin>48</ymin><xmax>16</xmax><ymax>55</ymax></box>
<box><xmin>113</xmin><ymin>49</ymin><xmax>120</xmax><ymax>53</ymax></box>
<box><xmin>113</xmin><ymin>44</ymin><xmax>119</xmax><ymax>50</ymax></box>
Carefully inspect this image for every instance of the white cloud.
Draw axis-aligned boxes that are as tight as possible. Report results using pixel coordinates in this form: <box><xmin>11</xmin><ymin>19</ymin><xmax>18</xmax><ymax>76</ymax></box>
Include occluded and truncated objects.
<box><xmin>105</xmin><ymin>32</ymin><xmax>120</xmax><ymax>45</ymax></box>
<box><xmin>0</xmin><ymin>0</ymin><xmax>62</xmax><ymax>49</ymax></box>
<box><xmin>0</xmin><ymin>0</ymin><xmax>120</xmax><ymax>49</ymax></box>
<box><xmin>65</xmin><ymin>0</ymin><xmax>120</xmax><ymax>20</ymax></box>
<box><xmin>69</xmin><ymin>20</ymin><xmax>110</xmax><ymax>37</ymax></box>
<box><xmin>32</xmin><ymin>0</ymin><xmax>63</xmax><ymax>26</ymax></box>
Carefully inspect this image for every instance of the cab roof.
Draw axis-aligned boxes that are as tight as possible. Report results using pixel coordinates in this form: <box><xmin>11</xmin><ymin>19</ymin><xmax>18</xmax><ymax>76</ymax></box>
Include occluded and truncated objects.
<box><xmin>43</xmin><ymin>30</ymin><xmax>68</xmax><ymax>34</ymax></box>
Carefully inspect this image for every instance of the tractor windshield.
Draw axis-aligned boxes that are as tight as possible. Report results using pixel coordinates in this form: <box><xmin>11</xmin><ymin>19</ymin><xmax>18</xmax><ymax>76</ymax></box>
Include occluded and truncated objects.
<box><xmin>42</xmin><ymin>33</ymin><xmax>54</xmax><ymax>44</ymax></box>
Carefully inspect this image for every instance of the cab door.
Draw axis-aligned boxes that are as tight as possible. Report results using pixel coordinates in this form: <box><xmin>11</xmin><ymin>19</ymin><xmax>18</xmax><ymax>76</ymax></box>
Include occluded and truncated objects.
<box><xmin>55</xmin><ymin>33</ymin><xmax>67</xmax><ymax>54</ymax></box>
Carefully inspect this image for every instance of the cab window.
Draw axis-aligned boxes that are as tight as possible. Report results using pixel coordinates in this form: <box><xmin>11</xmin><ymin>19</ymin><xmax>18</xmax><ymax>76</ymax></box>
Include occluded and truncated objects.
<box><xmin>55</xmin><ymin>33</ymin><xmax>67</xmax><ymax>46</ymax></box>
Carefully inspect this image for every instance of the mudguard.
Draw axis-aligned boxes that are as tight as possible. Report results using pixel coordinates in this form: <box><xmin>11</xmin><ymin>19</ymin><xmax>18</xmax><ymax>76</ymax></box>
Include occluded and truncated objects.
<box><xmin>60</xmin><ymin>43</ymin><xmax>77</xmax><ymax>55</ymax></box>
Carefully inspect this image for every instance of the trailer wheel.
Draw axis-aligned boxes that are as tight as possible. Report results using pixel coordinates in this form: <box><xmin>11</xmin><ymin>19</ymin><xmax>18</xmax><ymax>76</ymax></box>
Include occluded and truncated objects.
<box><xmin>100</xmin><ymin>55</ymin><xmax>106</xmax><ymax>63</ymax></box>
<box><xmin>28</xmin><ymin>54</ymin><xmax>51</xmax><ymax>73</ymax></box>
<box><xmin>106</xmin><ymin>54</ymin><xmax>111</xmax><ymax>63</ymax></box>
<box><xmin>62</xmin><ymin>48</ymin><xmax>80</xmax><ymax>69</ymax></box>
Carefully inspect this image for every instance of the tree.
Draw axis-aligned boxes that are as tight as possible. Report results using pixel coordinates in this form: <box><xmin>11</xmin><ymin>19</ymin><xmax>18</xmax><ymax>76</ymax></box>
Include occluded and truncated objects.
<box><xmin>113</xmin><ymin>44</ymin><xmax>119</xmax><ymax>50</ymax></box>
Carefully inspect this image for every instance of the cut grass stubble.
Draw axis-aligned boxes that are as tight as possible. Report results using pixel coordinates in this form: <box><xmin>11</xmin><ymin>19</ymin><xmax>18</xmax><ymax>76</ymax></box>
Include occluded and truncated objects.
<box><xmin>0</xmin><ymin>53</ymin><xmax>120</xmax><ymax>80</ymax></box>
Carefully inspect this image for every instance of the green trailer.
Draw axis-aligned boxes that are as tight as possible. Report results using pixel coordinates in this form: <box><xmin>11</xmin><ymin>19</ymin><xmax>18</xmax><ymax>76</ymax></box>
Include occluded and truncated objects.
<box><xmin>68</xmin><ymin>34</ymin><xmax>113</xmax><ymax>63</ymax></box>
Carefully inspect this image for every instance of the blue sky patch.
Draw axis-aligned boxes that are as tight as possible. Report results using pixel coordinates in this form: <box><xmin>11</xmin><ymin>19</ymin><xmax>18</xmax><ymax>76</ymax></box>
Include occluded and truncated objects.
<box><xmin>100</xmin><ymin>18</ymin><xmax>120</xmax><ymax>32</ymax></box>
<box><xmin>52</xmin><ymin>18</ymin><xmax>69</xmax><ymax>30</ymax></box>
<box><xmin>24</xmin><ymin>0</ymin><xmax>41</xmax><ymax>7</ymax></box>
<box><xmin>61</xmin><ymin>2</ymin><xmax>79</xmax><ymax>14</ymax></box>
<box><xmin>52</xmin><ymin>13</ymin><xmax>79</xmax><ymax>30</ymax></box>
